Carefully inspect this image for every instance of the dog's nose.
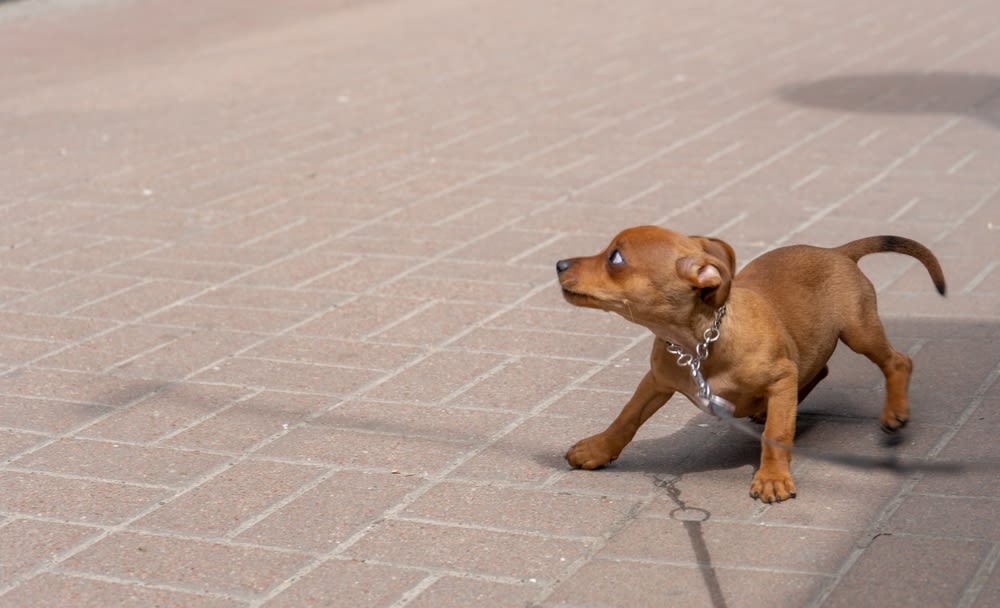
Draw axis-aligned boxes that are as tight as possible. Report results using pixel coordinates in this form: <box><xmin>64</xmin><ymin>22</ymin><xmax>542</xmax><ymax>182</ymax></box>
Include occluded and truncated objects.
<box><xmin>556</xmin><ymin>259</ymin><xmax>572</xmax><ymax>274</ymax></box>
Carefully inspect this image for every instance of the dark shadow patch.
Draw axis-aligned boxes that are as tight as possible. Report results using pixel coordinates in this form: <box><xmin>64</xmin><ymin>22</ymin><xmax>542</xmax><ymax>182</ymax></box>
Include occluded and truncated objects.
<box><xmin>778</xmin><ymin>71</ymin><xmax>1000</xmax><ymax>129</ymax></box>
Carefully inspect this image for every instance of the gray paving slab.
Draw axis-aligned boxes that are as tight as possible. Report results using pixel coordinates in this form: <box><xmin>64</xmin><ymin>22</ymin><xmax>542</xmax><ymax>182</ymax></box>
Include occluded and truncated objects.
<box><xmin>1</xmin><ymin>0</ymin><xmax>998</xmax><ymax>606</ymax></box>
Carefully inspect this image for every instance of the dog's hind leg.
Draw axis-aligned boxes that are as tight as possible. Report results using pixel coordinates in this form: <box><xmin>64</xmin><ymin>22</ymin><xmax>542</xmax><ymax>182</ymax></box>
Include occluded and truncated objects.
<box><xmin>839</xmin><ymin>312</ymin><xmax>912</xmax><ymax>433</ymax></box>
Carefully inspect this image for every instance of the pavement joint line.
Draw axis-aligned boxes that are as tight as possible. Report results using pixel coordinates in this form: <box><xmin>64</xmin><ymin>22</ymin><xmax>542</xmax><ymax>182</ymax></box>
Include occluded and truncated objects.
<box><xmin>886</xmin><ymin>196</ymin><xmax>921</xmax><ymax>223</ymax></box>
<box><xmin>958</xmin><ymin>542</ymin><xmax>1000</xmax><ymax>608</ymax></box>
<box><xmin>0</xmin><ymin>464</ymin><xmax>180</xmax><ymax>492</ymax></box>
<box><xmin>805</xmin><ymin>353</ymin><xmax>1000</xmax><ymax>607</ymax></box>
<box><xmin>429</xmin><ymin>196</ymin><xmax>495</xmax><ymax>226</ymax></box>
<box><xmin>41</xmin><ymin>193</ymin><xmax>568</xmax><ymax>601</ymax></box>
<box><xmin>657</xmin><ymin>115</ymin><xmax>853</xmax><ymax>230</ymax></box>
<box><xmin>436</xmin><ymin>355</ymin><xmax>522</xmax><ymax>406</ymax></box>
<box><xmin>47</xmin><ymin>568</ymin><xmax>250</xmax><ymax>605</ymax></box>
<box><xmin>771</xmin><ymin>116</ymin><xmax>962</xmax><ymax>248</ymax></box>
<box><xmin>789</xmin><ymin>165</ymin><xmax>829</xmax><ymax>192</ymax></box>
<box><xmin>614</xmin><ymin>180</ymin><xmax>664</xmax><ymax>208</ymax></box>
<box><xmin>871</xmin><ymin>181</ymin><xmax>1000</xmax><ymax>296</ymax></box>
<box><xmin>352</xmin><ymin>555</ymin><xmax>532</xmax><ymax>587</ymax></box>
<box><xmin>247</xmin><ymin>300</ymin><xmax>663</xmax><ymax>606</ymax></box>
<box><xmin>962</xmin><ymin>259</ymin><xmax>999</xmax><ymax>294</ymax></box>
<box><xmin>573</xmin><ymin>554</ymin><xmax>839</xmax><ymax>578</ymax></box>
<box><xmin>389</xmin><ymin>514</ymin><xmax>604</xmax><ymax>543</ymax></box>
<box><xmin>704</xmin><ymin>140</ymin><xmax>745</xmax><ymax>165</ymax></box>
<box><xmin>573</xmin><ymin>98</ymin><xmax>775</xmax><ymax>197</ymax></box>
<box><xmin>386</xmin><ymin>575</ymin><xmax>442</xmax><ymax>608</ymax></box>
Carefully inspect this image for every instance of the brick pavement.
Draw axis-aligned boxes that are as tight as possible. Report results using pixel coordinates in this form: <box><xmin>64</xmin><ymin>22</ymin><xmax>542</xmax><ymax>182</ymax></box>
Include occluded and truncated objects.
<box><xmin>1</xmin><ymin>0</ymin><xmax>998</xmax><ymax>606</ymax></box>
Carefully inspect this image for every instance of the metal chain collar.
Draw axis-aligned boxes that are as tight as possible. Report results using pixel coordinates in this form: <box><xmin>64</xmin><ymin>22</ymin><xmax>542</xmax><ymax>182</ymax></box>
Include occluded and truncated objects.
<box><xmin>665</xmin><ymin>305</ymin><xmax>735</xmax><ymax>418</ymax></box>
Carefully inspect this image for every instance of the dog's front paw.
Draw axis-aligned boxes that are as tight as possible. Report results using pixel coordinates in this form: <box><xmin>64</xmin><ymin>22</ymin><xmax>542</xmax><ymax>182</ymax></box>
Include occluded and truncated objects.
<box><xmin>750</xmin><ymin>468</ymin><xmax>797</xmax><ymax>504</ymax></box>
<box><xmin>566</xmin><ymin>433</ymin><xmax>621</xmax><ymax>470</ymax></box>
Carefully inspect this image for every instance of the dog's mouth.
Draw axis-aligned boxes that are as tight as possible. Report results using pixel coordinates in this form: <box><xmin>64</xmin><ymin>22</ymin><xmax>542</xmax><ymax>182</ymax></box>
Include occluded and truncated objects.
<box><xmin>561</xmin><ymin>287</ymin><xmax>610</xmax><ymax>309</ymax></box>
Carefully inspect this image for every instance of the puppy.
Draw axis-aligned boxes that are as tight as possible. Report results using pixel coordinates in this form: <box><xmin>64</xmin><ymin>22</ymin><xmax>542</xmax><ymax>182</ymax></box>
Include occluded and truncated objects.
<box><xmin>556</xmin><ymin>226</ymin><xmax>945</xmax><ymax>503</ymax></box>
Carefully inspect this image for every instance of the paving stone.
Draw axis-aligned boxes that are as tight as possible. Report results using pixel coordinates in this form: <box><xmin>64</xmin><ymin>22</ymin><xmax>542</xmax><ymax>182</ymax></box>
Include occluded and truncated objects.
<box><xmin>402</xmin><ymin>480</ymin><xmax>638</xmax><ymax>536</ymax></box>
<box><xmin>348</xmin><ymin>519</ymin><xmax>592</xmax><ymax>581</ymax></box>
<box><xmin>12</xmin><ymin>438</ymin><xmax>228</xmax><ymax>488</ymax></box>
<box><xmin>0</xmin><ymin>471</ymin><xmax>168</xmax><ymax>525</ymax></box>
<box><xmin>406</xmin><ymin>577</ymin><xmax>541</xmax><ymax>608</ymax></box>
<box><xmin>165</xmin><ymin>391</ymin><xmax>332</xmax><ymax>453</ymax></box>
<box><xmin>0</xmin><ymin>573</ymin><xmax>244</xmax><ymax>608</ymax></box>
<box><xmin>236</xmin><ymin>470</ymin><xmax>423</xmax><ymax>552</ymax></box>
<box><xmin>62</xmin><ymin>531</ymin><xmax>311</xmax><ymax>597</ymax></box>
<box><xmin>0</xmin><ymin>519</ymin><xmax>96</xmax><ymax>585</ymax></box>
<box><xmin>546</xmin><ymin>558</ymin><xmax>826</xmax><ymax>608</ymax></box>
<box><xmin>79</xmin><ymin>383</ymin><xmax>251</xmax><ymax>443</ymax></box>
<box><xmin>823</xmin><ymin>535</ymin><xmax>992</xmax><ymax>608</ymax></box>
<box><xmin>314</xmin><ymin>400</ymin><xmax>518</xmax><ymax>443</ymax></box>
<box><xmin>261</xmin><ymin>559</ymin><xmax>425</xmax><ymax>608</ymax></box>
<box><xmin>0</xmin><ymin>396</ymin><xmax>109</xmax><ymax>435</ymax></box>
<box><xmin>259</xmin><ymin>425</ymin><xmax>467</xmax><ymax>475</ymax></box>
<box><xmin>136</xmin><ymin>460</ymin><xmax>324</xmax><ymax>538</ymax></box>
<box><xmin>601</xmin><ymin>516</ymin><xmax>857</xmax><ymax>574</ymax></box>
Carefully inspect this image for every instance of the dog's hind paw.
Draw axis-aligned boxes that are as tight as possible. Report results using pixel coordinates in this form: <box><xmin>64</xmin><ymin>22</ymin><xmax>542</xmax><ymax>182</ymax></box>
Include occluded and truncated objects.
<box><xmin>879</xmin><ymin>413</ymin><xmax>909</xmax><ymax>433</ymax></box>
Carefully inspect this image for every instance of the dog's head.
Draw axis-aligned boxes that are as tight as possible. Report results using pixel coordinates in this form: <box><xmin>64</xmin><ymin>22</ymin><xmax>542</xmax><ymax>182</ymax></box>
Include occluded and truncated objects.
<box><xmin>556</xmin><ymin>225</ymin><xmax>736</xmax><ymax>331</ymax></box>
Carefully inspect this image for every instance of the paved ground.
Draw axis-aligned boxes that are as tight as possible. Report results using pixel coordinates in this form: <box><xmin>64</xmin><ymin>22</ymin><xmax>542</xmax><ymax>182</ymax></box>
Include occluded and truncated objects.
<box><xmin>1</xmin><ymin>0</ymin><xmax>998</xmax><ymax>606</ymax></box>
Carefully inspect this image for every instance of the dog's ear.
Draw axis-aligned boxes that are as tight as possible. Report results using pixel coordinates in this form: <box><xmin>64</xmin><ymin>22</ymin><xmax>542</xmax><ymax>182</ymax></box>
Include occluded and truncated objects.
<box><xmin>675</xmin><ymin>237</ymin><xmax>736</xmax><ymax>307</ymax></box>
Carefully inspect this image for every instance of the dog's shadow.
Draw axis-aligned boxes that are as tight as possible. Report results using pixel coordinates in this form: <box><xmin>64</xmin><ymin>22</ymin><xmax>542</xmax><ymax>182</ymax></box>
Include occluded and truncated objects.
<box><xmin>778</xmin><ymin>71</ymin><xmax>1000</xmax><ymax>129</ymax></box>
<box><xmin>536</xmin><ymin>388</ymin><xmax>900</xmax><ymax>480</ymax></box>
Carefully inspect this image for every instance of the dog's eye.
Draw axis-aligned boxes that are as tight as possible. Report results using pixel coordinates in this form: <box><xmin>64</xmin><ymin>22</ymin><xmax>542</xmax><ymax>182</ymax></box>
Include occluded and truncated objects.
<box><xmin>608</xmin><ymin>249</ymin><xmax>625</xmax><ymax>266</ymax></box>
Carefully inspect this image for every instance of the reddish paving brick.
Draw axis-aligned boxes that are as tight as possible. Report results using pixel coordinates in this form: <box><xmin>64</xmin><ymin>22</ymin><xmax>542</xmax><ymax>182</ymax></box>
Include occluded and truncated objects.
<box><xmin>361</xmin><ymin>350</ymin><xmax>506</xmax><ymax>404</ymax></box>
<box><xmin>348</xmin><ymin>519</ymin><xmax>591</xmax><ymax>581</ymax></box>
<box><xmin>80</xmin><ymin>383</ymin><xmax>250</xmax><ymax>443</ymax></box>
<box><xmin>62</xmin><ymin>531</ymin><xmax>311</xmax><ymax>597</ymax></box>
<box><xmin>314</xmin><ymin>400</ymin><xmax>517</xmax><ymax>443</ymax></box>
<box><xmin>0</xmin><ymin>430</ymin><xmax>45</xmax><ymax>462</ymax></box>
<box><xmin>0</xmin><ymin>396</ymin><xmax>109</xmax><ymax>435</ymax></box>
<box><xmin>0</xmin><ymin>368</ymin><xmax>165</xmax><ymax>406</ymax></box>
<box><xmin>136</xmin><ymin>460</ymin><xmax>323</xmax><ymax>538</ymax></box>
<box><xmin>165</xmin><ymin>391</ymin><xmax>331</xmax><ymax>453</ymax></box>
<box><xmin>0</xmin><ymin>519</ymin><xmax>95</xmax><ymax>585</ymax></box>
<box><xmin>405</xmin><ymin>576</ymin><xmax>541</xmax><ymax>608</ymax></box>
<box><xmin>259</xmin><ymin>425</ymin><xmax>467</xmax><ymax>475</ymax></box>
<box><xmin>0</xmin><ymin>573</ymin><xmax>244</xmax><ymax>608</ymax></box>
<box><xmin>0</xmin><ymin>471</ymin><xmax>167</xmax><ymax>525</ymax></box>
<box><xmin>236</xmin><ymin>470</ymin><xmax>423</xmax><ymax>552</ymax></box>
<box><xmin>548</xmin><ymin>558</ymin><xmax>826</xmax><ymax>608</ymax></box>
<box><xmin>13</xmin><ymin>438</ymin><xmax>228</xmax><ymax>488</ymax></box>
<box><xmin>192</xmin><ymin>356</ymin><xmax>381</xmax><ymax>396</ymax></box>
<box><xmin>823</xmin><ymin>535</ymin><xmax>992</xmax><ymax>608</ymax></box>
<box><xmin>34</xmin><ymin>324</ymin><xmax>184</xmax><ymax>373</ymax></box>
<box><xmin>402</xmin><ymin>481</ymin><xmax>636</xmax><ymax>536</ymax></box>
<box><xmin>244</xmin><ymin>336</ymin><xmax>422</xmax><ymax>371</ymax></box>
<box><xmin>262</xmin><ymin>559</ymin><xmax>425</xmax><ymax>608</ymax></box>
<box><xmin>602</xmin><ymin>516</ymin><xmax>857</xmax><ymax>574</ymax></box>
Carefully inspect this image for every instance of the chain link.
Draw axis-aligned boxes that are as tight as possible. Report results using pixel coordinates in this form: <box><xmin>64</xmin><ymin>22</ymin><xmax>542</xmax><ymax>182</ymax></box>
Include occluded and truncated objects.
<box><xmin>665</xmin><ymin>305</ymin><xmax>726</xmax><ymax>375</ymax></box>
<box><xmin>665</xmin><ymin>305</ymin><xmax>732</xmax><ymax>417</ymax></box>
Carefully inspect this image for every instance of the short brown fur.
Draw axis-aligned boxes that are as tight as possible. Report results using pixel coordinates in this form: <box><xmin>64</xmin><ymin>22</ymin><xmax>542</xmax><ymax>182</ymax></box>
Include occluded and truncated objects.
<box><xmin>556</xmin><ymin>226</ymin><xmax>946</xmax><ymax>503</ymax></box>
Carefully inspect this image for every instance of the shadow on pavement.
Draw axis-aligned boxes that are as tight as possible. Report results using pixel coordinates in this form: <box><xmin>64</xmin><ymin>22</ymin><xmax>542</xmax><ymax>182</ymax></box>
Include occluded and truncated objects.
<box><xmin>545</xmin><ymin>317</ymin><xmax>998</xmax><ymax>607</ymax></box>
<box><xmin>778</xmin><ymin>71</ymin><xmax>1000</xmax><ymax>129</ymax></box>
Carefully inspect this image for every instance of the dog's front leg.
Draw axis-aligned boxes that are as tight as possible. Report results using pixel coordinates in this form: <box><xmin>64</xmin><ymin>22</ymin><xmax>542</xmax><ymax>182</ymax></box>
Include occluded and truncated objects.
<box><xmin>566</xmin><ymin>371</ymin><xmax>672</xmax><ymax>469</ymax></box>
<box><xmin>750</xmin><ymin>371</ymin><xmax>799</xmax><ymax>503</ymax></box>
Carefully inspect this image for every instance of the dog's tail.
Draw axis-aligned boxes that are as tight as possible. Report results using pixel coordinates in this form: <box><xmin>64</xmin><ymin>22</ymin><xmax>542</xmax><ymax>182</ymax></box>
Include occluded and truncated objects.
<box><xmin>836</xmin><ymin>236</ymin><xmax>946</xmax><ymax>295</ymax></box>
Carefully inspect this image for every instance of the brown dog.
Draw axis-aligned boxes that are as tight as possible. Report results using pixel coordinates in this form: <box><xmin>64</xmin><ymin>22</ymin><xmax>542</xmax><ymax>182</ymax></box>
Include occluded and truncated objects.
<box><xmin>556</xmin><ymin>226</ymin><xmax>945</xmax><ymax>503</ymax></box>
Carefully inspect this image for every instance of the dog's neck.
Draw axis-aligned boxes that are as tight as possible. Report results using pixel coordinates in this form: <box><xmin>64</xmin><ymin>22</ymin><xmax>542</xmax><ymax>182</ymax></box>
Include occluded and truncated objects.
<box><xmin>650</xmin><ymin>304</ymin><xmax>726</xmax><ymax>354</ymax></box>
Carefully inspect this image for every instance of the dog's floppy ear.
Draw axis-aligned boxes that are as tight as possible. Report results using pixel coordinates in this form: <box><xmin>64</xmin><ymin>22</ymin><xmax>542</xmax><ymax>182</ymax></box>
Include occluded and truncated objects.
<box><xmin>675</xmin><ymin>237</ymin><xmax>736</xmax><ymax>307</ymax></box>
